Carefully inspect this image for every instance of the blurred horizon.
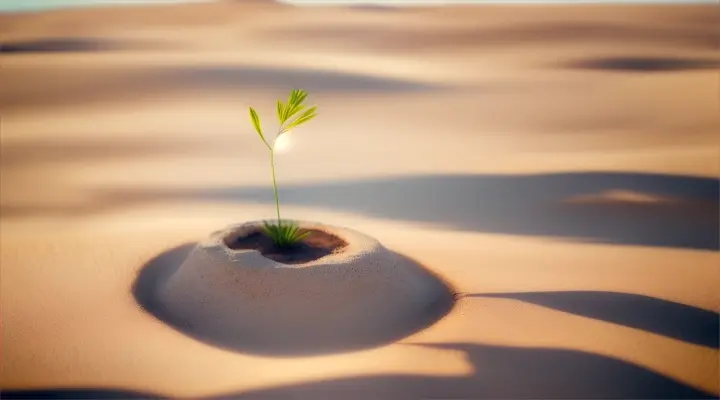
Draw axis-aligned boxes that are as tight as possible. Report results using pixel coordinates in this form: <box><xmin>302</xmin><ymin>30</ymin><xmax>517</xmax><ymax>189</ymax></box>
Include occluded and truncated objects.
<box><xmin>0</xmin><ymin>0</ymin><xmax>714</xmax><ymax>13</ymax></box>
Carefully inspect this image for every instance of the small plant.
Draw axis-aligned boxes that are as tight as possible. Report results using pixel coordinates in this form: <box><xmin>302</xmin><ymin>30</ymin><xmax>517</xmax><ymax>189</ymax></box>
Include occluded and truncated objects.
<box><xmin>249</xmin><ymin>89</ymin><xmax>318</xmax><ymax>248</ymax></box>
<box><xmin>261</xmin><ymin>220</ymin><xmax>310</xmax><ymax>248</ymax></box>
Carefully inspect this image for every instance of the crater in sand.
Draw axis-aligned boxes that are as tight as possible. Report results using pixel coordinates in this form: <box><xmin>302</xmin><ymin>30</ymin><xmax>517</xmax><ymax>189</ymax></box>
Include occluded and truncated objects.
<box><xmin>134</xmin><ymin>220</ymin><xmax>456</xmax><ymax>357</ymax></box>
<box><xmin>224</xmin><ymin>227</ymin><xmax>348</xmax><ymax>264</ymax></box>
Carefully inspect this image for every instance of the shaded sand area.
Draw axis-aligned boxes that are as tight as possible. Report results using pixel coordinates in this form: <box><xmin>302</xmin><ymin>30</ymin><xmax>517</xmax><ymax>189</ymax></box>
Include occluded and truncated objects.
<box><xmin>1</xmin><ymin>1</ymin><xmax>719</xmax><ymax>398</ymax></box>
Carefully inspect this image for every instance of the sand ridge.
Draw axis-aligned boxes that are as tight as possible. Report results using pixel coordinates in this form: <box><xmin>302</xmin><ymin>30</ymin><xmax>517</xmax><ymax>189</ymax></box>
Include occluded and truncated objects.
<box><xmin>1</xmin><ymin>1</ymin><xmax>718</xmax><ymax>398</ymax></box>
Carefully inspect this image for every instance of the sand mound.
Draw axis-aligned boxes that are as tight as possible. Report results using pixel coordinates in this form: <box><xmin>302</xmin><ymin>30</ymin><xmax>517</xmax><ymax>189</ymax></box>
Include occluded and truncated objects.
<box><xmin>138</xmin><ymin>221</ymin><xmax>455</xmax><ymax>356</ymax></box>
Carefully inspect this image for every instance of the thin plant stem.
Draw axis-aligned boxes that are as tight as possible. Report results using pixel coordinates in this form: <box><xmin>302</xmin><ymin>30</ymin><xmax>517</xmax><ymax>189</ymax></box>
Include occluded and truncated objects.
<box><xmin>269</xmin><ymin>148</ymin><xmax>281</xmax><ymax>224</ymax></box>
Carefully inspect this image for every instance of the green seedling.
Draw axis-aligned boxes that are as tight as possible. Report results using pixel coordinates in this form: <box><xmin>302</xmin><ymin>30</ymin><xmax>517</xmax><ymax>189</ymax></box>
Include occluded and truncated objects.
<box><xmin>261</xmin><ymin>219</ymin><xmax>309</xmax><ymax>248</ymax></box>
<box><xmin>248</xmin><ymin>89</ymin><xmax>318</xmax><ymax>248</ymax></box>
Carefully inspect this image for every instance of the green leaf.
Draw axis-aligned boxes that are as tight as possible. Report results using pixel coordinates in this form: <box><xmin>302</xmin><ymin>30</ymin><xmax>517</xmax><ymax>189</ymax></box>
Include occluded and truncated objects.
<box><xmin>249</xmin><ymin>107</ymin><xmax>268</xmax><ymax>146</ymax></box>
<box><xmin>288</xmin><ymin>89</ymin><xmax>298</xmax><ymax>105</ymax></box>
<box><xmin>282</xmin><ymin>89</ymin><xmax>308</xmax><ymax>122</ymax></box>
<box><xmin>283</xmin><ymin>106</ymin><xmax>317</xmax><ymax>132</ymax></box>
<box><xmin>283</xmin><ymin>90</ymin><xmax>299</xmax><ymax>121</ymax></box>
<box><xmin>296</xmin><ymin>230</ymin><xmax>310</xmax><ymax>242</ymax></box>
<box><xmin>284</xmin><ymin>91</ymin><xmax>296</xmax><ymax>121</ymax></box>
<box><xmin>260</xmin><ymin>220</ymin><xmax>308</xmax><ymax>248</ymax></box>
<box><xmin>276</xmin><ymin>101</ymin><xmax>285</xmax><ymax>124</ymax></box>
<box><xmin>293</xmin><ymin>90</ymin><xmax>308</xmax><ymax>107</ymax></box>
<box><xmin>283</xmin><ymin>104</ymin><xmax>306</xmax><ymax>125</ymax></box>
<box><xmin>287</xmin><ymin>224</ymin><xmax>298</xmax><ymax>239</ymax></box>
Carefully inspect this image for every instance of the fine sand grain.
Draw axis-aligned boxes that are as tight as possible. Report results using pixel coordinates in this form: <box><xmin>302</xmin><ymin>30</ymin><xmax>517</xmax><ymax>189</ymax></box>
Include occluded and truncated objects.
<box><xmin>1</xmin><ymin>1</ymin><xmax>718</xmax><ymax>398</ymax></box>
<box><xmin>138</xmin><ymin>220</ymin><xmax>455</xmax><ymax>356</ymax></box>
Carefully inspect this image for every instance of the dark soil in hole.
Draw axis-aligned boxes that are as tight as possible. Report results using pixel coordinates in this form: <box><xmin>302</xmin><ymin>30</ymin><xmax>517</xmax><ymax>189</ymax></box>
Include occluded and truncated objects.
<box><xmin>224</xmin><ymin>228</ymin><xmax>348</xmax><ymax>264</ymax></box>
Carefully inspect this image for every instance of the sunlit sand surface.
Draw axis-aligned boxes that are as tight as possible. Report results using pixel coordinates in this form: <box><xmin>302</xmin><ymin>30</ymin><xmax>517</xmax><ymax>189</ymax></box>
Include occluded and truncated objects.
<box><xmin>1</xmin><ymin>1</ymin><xmax>718</xmax><ymax>398</ymax></box>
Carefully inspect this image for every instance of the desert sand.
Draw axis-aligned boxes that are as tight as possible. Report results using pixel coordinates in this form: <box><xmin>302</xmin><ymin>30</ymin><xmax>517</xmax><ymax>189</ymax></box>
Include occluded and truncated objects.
<box><xmin>1</xmin><ymin>0</ymin><xmax>719</xmax><ymax>398</ymax></box>
<box><xmin>150</xmin><ymin>220</ymin><xmax>454</xmax><ymax>357</ymax></box>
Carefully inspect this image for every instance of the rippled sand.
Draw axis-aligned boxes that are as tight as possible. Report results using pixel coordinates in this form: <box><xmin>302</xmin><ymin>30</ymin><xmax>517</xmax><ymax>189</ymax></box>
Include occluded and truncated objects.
<box><xmin>1</xmin><ymin>1</ymin><xmax>718</xmax><ymax>398</ymax></box>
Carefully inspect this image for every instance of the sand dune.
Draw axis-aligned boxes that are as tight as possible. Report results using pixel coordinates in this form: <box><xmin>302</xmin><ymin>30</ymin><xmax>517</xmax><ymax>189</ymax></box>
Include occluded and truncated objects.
<box><xmin>1</xmin><ymin>1</ymin><xmax>718</xmax><ymax>398</ymax></box>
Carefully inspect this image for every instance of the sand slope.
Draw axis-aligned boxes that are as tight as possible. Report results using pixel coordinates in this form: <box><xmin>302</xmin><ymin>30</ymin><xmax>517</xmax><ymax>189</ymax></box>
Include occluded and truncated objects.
<box><xmin>1</xmin><ymin>1</ymin><xmax>719</xmax><ymax>398</ymax></box>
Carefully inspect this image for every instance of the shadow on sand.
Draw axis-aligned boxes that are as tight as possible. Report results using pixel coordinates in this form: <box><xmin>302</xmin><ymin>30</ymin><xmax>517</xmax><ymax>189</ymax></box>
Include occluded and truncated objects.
<box><xmin>0</xmin><ymin>64</ymin><xmax>448</xmax><ymax>111</ymax></box>
<box><xmin>564</xmin><ymin>56</ymin><xmax>720</xmax><ymax>72</ymax></box>
<box><xmin>15</xmin><ymin>172</ymin><xmax>712</xmax><ymax>251</ymax></box>
<box><xmin>3</xmin><ymin>341</ymin><xmax>715</xmax><ymax>399</ymax></box>
<box><xmin>6</xmin><ymin>251</ymin><xmax>716</xmax><ymax>399</ymax></box>
<box><xmin>4</xmin><ymin>172</ymin><xmax>718</xmax><ymax>251</ymax></box>
<box><xmin>0</xmin><ymin>37</ymin><xmax>163</xmax><ymax>54</ymax></box>
<box><xmin>131</xmin><ymin>243</ymin><xmax>456</xmax><ymax>357</ymax></box>
<box><xmin>467</xmin><ymin>291</ymin><xmax>719</xmax><ymax>349</ymax></box>
<box><xmin>0</xmin><ymin>389</ymin><xmax>164</xmax><ymax>399</ymax></box>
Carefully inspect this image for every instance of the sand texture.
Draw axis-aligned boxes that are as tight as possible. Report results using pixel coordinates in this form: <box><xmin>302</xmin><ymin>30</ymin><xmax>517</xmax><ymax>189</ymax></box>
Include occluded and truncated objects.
<box><xmin>146</xmin><ymin>220</ymin><xmax>454</xmax><ymax>356</ymax></box>
<box><xmin>1</xmin><ymin>1</ymin><xmax>719</xmax><ymax>399</ymax></box>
